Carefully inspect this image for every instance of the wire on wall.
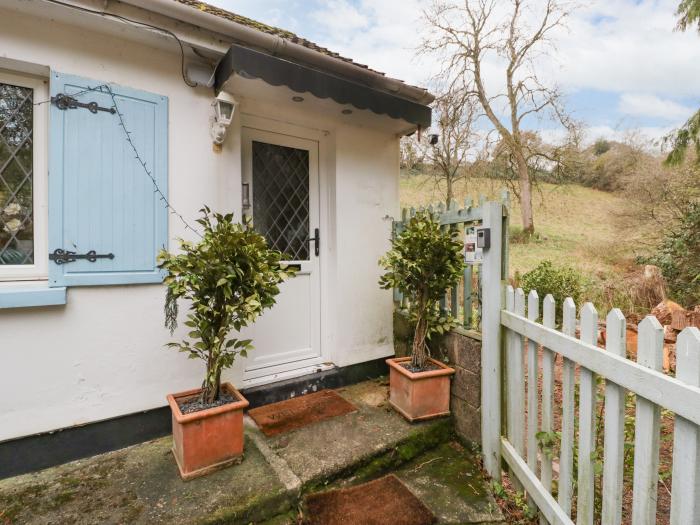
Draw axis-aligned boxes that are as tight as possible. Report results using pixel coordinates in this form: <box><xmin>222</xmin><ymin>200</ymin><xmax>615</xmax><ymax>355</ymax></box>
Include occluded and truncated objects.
<box><xmin>41</xmin><ymin>84</ymin><xmax>202</xmax><ymax>238</ymax></box>
<box><xmin>41</xmin><ymin>0</ymin><xmax>197</xmax><ymax>88</ymax></box>
<box><xmin>102</xmin><ymin>84</ymin><xmax>202</xmax><ymax>238</ymax></box>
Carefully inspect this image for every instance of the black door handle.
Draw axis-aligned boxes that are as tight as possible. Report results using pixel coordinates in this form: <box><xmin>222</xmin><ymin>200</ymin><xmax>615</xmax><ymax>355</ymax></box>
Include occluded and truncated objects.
<box><xmin>308</xmin><ymin>228</ymin><xmax>320</xmax><ymax>257</ymax></box>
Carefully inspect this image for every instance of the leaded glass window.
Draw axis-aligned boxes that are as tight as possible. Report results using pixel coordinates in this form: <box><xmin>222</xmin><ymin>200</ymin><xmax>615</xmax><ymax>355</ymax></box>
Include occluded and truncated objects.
<box><xmin>0</xmin><ymin>82</ymin><xmax>33</xmax><ymax>265</ymax></box>
<box><xmin>252</xmin><ymin>141</ymin><xmax>310</xmax><ymax>261</ymax></box>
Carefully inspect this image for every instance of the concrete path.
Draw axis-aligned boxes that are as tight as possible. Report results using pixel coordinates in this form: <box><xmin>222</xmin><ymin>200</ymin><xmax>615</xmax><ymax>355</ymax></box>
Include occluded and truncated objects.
<box><xmin>0</xmin><ymin>379</ymin><xmax>502</xmax><ymax>524</ymax></box>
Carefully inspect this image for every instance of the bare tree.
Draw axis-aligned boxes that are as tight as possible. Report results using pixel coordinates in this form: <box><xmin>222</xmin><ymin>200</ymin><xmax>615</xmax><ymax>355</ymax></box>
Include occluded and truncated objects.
<box><xmin>400</xmin><ymin>135</ymin><xmax>424</xmax><ymax>172</ymax></box>
<box><xmin>425</xmin><ymin>89</ymin><xmax>481</xmax><ymax>206</ymax></box>
<box><xmin>422</xmin><ymin>0</ymin><xmax>575</xmax><ymax>235</ymax></box>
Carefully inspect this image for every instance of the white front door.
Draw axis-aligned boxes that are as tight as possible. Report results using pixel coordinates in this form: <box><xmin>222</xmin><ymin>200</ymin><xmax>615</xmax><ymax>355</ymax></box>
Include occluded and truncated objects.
<box><xmin>241</xmin><ymin>128</ymin><xmax>322</xmax><ymax>385</ymax></box>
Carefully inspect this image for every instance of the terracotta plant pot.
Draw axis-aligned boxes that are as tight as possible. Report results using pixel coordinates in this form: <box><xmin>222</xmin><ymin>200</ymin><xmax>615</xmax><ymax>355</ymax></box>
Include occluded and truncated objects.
<box><xmin>386</xmin><ymin>357</ymin><xmax>455</xmax><ymax>422</ymax></box>
<box><xmin>166</xmin><ymin>382</ymin><xmax>249</xmax><ymax>480</ymax></box>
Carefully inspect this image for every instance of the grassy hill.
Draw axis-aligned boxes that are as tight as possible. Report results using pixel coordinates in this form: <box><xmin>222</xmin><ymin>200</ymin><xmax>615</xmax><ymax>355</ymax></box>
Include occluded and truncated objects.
<box><xmin>400</xmin><ymin>173</ymin><xmax>655</xmax><ymax>312</ymax></box>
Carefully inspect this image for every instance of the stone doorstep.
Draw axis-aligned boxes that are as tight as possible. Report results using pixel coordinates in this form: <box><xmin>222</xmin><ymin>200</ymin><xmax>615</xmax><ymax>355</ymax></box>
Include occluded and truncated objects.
<box><xmin>0</xmin><ymin>379</ymin><xmax>499</xmax><ymax>524</ymax></box>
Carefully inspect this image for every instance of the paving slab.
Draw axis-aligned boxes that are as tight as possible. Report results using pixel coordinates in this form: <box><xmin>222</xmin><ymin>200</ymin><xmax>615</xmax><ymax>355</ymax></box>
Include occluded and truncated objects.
<box><xmin>394</xmin><ymin>442</ymin><xmax>504</xmax><ymax>524</ymax></box>
<box><xmin>256</xmin><ymin>379</ymin><xmax>454</xmax><ymax>488</ymax></box>
<box><xmin>0</xmin><ymin>436</ymin><xmax>292</xmax><ymax>525</ymax></box>
<box><xmin>0</xmin><ymin>379</ymin><xmax>476</xmax><ymax>525</ymax></box>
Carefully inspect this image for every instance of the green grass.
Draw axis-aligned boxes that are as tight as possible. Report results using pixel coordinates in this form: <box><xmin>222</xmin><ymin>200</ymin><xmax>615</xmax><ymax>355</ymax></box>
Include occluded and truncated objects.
<box><xmin>400</xmin><ymin>174</ymin><xmax>653</xmax><ymax>312</ymax></box>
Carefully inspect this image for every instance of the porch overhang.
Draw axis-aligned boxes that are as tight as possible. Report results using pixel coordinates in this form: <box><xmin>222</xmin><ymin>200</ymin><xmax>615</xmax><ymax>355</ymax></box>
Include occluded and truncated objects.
<box><xmin>214</xmin><ymin>44</ymin><xmax>432</xmax><ymax>129</ymax></box>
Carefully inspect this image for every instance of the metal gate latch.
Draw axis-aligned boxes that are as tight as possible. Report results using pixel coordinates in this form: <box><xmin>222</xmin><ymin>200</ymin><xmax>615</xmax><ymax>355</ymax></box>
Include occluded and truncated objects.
<box><xmin>51</xmin><ymin>94</ymin><xmax>116</xmax><ymax>114</ymax></box>
<box><xmin>49</xmin><ymin>249</ymin><xmax>115</xmax><ymax>265</ymax></box>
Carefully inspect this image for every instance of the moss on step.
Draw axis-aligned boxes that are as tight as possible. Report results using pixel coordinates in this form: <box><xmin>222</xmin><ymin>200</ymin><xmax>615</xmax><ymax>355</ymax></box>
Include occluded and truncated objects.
<box><xmin>304</xmin><ymin>416</ymin><xmax>454</xmax><ymax>493</ymax></box>
<box><xmin>197</xmin><ymin>488</ymin><xmax>295</xmax><ymax>525</ymax></box>
<box><xmin>256</xmin><ymin>508</ymin><xmax>301</xmax><ymax>525</ymax></box>
<box><xmin>395</xmin><ymin>442</ymin><xmax>504</xmax><ymax>524</ymax></box>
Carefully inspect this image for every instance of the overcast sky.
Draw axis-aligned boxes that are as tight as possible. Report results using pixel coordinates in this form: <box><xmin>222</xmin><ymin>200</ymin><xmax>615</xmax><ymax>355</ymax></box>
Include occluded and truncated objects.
<box><xmin>209</xmin><ymin>0</ymin><xmax>700</xmax><ymax>145</ymax></box>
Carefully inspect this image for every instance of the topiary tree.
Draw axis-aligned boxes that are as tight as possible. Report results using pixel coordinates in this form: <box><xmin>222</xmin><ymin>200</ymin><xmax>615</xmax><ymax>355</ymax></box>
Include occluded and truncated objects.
<box><xmin>379</xmin><ymin>210</ymin><xmax>465</xmax><ymax>370</ymax></box>
<box><xmin>159</xmin><ymin>207</ymin><xmax>295</xmax><ymax>404</ymax></box>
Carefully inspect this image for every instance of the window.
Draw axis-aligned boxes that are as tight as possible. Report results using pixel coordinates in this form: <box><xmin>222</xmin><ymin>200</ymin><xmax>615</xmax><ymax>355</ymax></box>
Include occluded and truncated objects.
<box><xmin>0</xmin><ymin>71</ymin><xmax>48</xmax><ymax>281</ymax></box>
<box><xmin>252</xmin><ymin>141</ymin><xmax>310</xmax><ymax>261</ymax></box>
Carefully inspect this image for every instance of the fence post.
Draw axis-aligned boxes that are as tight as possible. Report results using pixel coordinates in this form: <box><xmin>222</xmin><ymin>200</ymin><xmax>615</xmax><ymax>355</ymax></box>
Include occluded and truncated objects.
<box><xmin>601</xmin><ymin>309</ymin><xmax>627</xmax><ymax>525</ymax></box>
<box><xmin>540</xmin><ymin>295</ymin><xmax>556</xmax><ymax>507</ymax></box>
<box><xmin>631</xmin><ymin>316</ymin><xmax>664</xmax><ymax>525</ymax></box>
<box><xmin>481</xmin><ymin>200</ymin><xmax>504</xmax><ymax>481</ymax></box>
<box><xmin>670</xmin><ymin>327</ymin><xmax>700</xmax><ymax>524</ymax></box>
<box><xmin>577</xmin><ymin>303</ymin><xmax>599</xmax><ymax>525</ymax></box>
<box><xmin>558</xmin><ymin>298</ymin><xmax>577</xmax><ymax>516</ymax></box>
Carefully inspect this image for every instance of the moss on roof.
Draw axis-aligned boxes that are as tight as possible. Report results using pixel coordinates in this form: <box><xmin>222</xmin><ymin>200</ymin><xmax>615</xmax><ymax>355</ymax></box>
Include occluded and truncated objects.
<box><xmin>174</xmin><ymin>0</ymin><xmax>382</xmax><ymax>75</ymax></box>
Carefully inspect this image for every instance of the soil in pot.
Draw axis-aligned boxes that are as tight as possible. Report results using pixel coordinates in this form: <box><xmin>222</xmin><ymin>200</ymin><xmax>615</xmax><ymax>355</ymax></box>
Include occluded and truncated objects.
<box><xmin>178</xmin><ymin>391</ymin><xmax>237</xmax><ymax>414</ymax></box>
<box><xmin>399</xmin><ymin>361</ymin><xmax>442</xmax><ymax>374</ymax></box>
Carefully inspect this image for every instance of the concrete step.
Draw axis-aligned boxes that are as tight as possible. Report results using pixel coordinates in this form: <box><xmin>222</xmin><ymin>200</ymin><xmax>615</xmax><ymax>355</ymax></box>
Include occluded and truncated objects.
<box><xmin>0</xmin><ymin>379</ymin><xmax>499</xmax><ymax>524</ymax></box>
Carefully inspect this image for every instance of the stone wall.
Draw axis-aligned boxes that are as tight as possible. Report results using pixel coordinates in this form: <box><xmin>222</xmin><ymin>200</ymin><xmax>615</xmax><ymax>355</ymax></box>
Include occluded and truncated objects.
<box><xmin>393</xmin><ymin>312</ymin><xmax>482</xmax><ymax>444</ymax></box>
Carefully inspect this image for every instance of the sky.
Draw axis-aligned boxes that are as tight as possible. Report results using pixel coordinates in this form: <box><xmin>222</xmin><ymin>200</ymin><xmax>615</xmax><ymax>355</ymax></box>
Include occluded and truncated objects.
<box><xmin>208</xmin><ymin>0</ymin><xmax>700</xmax><ymax>146</ymax></box>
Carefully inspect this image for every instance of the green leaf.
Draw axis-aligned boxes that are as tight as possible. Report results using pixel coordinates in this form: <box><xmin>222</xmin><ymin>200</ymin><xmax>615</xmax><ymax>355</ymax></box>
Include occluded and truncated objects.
<box><xmin>159</xmin><ymin>207</ymin><xmax>294</xmax><ymax>387</ymax></box>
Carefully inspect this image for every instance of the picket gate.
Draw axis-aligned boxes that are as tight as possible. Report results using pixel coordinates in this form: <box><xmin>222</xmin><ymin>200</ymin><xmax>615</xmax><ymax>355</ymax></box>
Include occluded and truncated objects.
<box><xmin>394</xmin><ymin>197</ymin><xmax>700</xmax><ymax>524</ymax></box>
<box><xmin>495</xmin><ymin>289</ymin><xmax>700</xmax><ymax>525</ymax></box>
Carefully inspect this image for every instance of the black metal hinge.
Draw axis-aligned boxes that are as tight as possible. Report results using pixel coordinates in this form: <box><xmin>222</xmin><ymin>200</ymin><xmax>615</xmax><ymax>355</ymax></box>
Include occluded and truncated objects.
<box><xmin>49</xmin><ymin>249</ymin><xmax>115</xmax><ymax>265</ymax></box>
<box><xmin>51</xmin><ymin>93</ymin><xmax>115</xmax><ymax>114</ymax></box>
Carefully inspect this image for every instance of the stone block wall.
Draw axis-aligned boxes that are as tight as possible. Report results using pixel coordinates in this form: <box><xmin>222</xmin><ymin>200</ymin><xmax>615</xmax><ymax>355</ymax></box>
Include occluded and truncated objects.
<box><xmin>393</xmin><ymin>311</ymin><xmax>483</xmax><ymax>444</ymax></box>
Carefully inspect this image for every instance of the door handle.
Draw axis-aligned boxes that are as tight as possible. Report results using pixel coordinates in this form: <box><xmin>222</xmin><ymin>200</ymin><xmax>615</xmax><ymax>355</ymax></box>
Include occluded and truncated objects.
<box><xmin>309</xmin><ymin>228</ymin><xmax>320</xmax><ymax>257</ymax></box>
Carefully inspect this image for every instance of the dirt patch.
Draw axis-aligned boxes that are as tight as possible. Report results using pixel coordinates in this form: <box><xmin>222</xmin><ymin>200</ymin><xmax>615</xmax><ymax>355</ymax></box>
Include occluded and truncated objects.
<box><xmin>304</xmin><ymin>474</ymin><xmax>436</xmax><ymax>525</ymax></box>
<box><xmin>249</xmin><ymin>390</ymin><xmax>357</xmax><ymax>437</ymax></box>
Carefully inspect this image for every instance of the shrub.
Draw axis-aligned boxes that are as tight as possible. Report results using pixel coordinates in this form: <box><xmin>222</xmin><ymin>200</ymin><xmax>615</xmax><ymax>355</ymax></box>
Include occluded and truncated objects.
<box><xmin>638</xmin><ymin>202</ymin><xmax>700</xmax><ymax>307</ymax></box>
<box><xmin>593</xmin><ymin>138</ymin><xmax>611</xmax><ymax>156</ymax></box>
<box><xmin>158</xmin><ymin>208</ymin><xmax>295</xmax><ymax>404</ymax></box>
<box><xmin>520</xmin><ymin>260</ymin><xmax>584</xmax><ymax>313</ymax></box>
<box><xmin>379</xmin><ymin>210</ymin><xmax>465</xmax><ymax>369</ymax></box>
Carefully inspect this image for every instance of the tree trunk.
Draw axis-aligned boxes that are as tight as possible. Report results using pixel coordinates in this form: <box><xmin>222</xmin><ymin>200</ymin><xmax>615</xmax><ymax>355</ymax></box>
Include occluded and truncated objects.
<box><xmin>412</xmin><ymin>315</ymin><xmax>429</xmax><ymax>370</ymax></box>
<box><xmin>202</xmin><ymin>362</ymin><xmax>222</xmax><ymax>404</ymax></box>
<box><xmin>446</xmin><ymin>178</ymin><xmax>454</xmax><ymax>209</ymax></box>
<box><xmin>514</xmin><ymin>149</ymin><xmax>535</xmax><ymax>235</ymax></box>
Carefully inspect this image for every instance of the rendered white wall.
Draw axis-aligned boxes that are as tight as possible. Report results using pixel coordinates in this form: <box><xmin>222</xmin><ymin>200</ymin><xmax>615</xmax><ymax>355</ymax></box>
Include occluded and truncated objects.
<box><xmin>0</xmin><ymin>7</ymin><xmax>400</xmax><ymax>442</ymax></box>
<box><xmin>333</xmin><ymin>126</ymin><xmax>399</xmax><ymax>367</ymax></box>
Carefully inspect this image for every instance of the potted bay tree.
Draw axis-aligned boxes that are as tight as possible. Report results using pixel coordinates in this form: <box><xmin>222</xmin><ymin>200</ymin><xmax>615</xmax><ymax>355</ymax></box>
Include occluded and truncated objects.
<box><xmin>379</xmin><ymin>209</ymin><xmax>464</xmax><ymax>421</ymax></box>
<box><xmin>159</xmin><ymin>207</ymin><xmax>294</xmax><ymax>480</ymax></box>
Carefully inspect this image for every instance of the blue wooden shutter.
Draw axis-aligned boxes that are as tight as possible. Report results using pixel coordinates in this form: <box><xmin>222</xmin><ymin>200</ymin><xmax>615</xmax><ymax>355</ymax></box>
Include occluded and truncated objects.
<box><xmin>49</xmin><ymin>72</ymin><xmax>168</xmax><ymax>287</ymax></box>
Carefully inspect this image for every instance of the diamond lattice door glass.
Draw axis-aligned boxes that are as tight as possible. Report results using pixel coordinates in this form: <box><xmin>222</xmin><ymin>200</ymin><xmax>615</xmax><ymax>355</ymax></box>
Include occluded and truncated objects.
<box><xmin>0</xmin><ymin>82</ymin><xmax>33</xmax><ymax>265</ymax></box>
<box><xmin>252</xmin><ymin>141</ymin><xmax>310</xmax><ymax>261</ymax></box>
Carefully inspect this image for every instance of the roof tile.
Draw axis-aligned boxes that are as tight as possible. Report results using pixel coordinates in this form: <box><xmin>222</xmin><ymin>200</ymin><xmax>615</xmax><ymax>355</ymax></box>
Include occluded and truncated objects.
<box><xmin>174</xmin><ymin>0</ymin><xmax>384</xmax><ymax>76</ymax></box>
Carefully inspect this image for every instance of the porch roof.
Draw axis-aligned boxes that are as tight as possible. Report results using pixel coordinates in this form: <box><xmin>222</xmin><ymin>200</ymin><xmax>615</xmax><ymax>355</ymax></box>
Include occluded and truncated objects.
<box><xmin>214</xmin><ymin>44</ymin><xmax>433</xmax><ymax>129</ymax></box>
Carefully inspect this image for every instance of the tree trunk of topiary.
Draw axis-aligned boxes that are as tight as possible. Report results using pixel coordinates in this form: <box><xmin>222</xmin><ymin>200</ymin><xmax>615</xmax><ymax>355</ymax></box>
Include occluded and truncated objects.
<box><xmin>202</xmin><ymin>360</ymin><xmax>222</xmax><ymax>404</ymax></box>
<box><xmin>412</xmin><ymin>315</ymin><xmax>428</xmax><ymax>370</ymax></box>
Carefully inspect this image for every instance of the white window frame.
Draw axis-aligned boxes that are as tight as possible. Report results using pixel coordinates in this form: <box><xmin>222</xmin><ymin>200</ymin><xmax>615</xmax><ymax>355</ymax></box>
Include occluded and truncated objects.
<box><xmin>0</xmin><ymin>70</ymin><xmax>49</xmax><ymax>282</ymax></box>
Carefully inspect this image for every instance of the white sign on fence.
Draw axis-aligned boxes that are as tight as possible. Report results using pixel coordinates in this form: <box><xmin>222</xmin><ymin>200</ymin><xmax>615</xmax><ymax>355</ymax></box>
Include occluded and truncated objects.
<box><xmin>464</xmin><ymin>232</ymin><xmax>483</xmax><ymax>265</ymax></box>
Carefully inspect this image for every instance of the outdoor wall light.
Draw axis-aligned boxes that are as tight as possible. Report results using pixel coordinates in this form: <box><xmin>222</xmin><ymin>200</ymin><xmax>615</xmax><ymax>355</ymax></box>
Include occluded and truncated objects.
<box><xmin>210</xmin><ymin>92</ymin><xmax>237</xmax><ymax>146</ymax></box>
<box><xmin>241</xmin><ymin>182</ymin><xmax>250</xmax><ymax>208</ymax></box>
<box><xmin>429</xmin><ymin>134</ymin><xmax>439</xmax><ymax>145</ymax></box>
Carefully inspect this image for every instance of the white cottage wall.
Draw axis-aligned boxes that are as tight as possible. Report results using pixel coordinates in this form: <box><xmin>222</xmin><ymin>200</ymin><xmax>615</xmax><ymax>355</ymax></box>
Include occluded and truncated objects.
<box><xmin>333</xmin><ymin>126</ymin><xmax>399</xmax><ymax>367</ymax></box>
<box><xmin>0</xmin><ymin>7</ymin><xmax>401</xmax><ymax>442</ymax></box>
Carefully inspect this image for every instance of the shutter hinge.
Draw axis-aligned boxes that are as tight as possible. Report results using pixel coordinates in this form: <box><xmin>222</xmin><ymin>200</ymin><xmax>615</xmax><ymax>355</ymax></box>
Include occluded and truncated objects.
<box><xmin>49</xmin><ymin>249</ymin><xmax>115</xmax><ymax>265</ymax></box>
<box><xmin>51</xmin><ymin>93</ymin><xmax>115</xmax><ymax>114</ymax></box>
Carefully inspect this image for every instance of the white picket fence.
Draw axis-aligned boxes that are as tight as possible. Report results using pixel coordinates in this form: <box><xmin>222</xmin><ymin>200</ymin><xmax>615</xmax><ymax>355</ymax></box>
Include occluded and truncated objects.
<box><xmin>490</xmin><ymin>286</ymin><xmax>700</xmax><ymax>525</ymax></box>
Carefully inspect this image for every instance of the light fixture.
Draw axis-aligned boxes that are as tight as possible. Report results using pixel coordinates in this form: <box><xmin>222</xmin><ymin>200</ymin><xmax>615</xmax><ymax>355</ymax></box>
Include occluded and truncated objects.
<box><xmin>210</xmin><ymin>92</ymin><xmax>237</xmax><ymax>145</ymax></box>
<box><xmin>429</xmin><ymin>134</ymin><xmax>439</xmax><ymax>145</ymax></box>
<box><xmin>241</xmin><ymin>183</ymin><xmax>250</xmax><ymax>207</ymax></box>
<box><xmin>341</xmin><ymin>108</ymin><xmax>353</xmax><ymax>115</ymax></box>
<box><xmin>292</xmin><ymin>96</ymin><xmax>304</xmax><ymax>102</ymax></box>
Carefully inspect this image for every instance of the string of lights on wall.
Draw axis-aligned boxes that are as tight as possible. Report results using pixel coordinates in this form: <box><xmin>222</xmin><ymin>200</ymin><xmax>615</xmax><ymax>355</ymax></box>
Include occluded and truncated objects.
<box><xmin>35</xmin><ymin>84</ymin><xmax>202</xmax><ymax>239</ymax></box>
